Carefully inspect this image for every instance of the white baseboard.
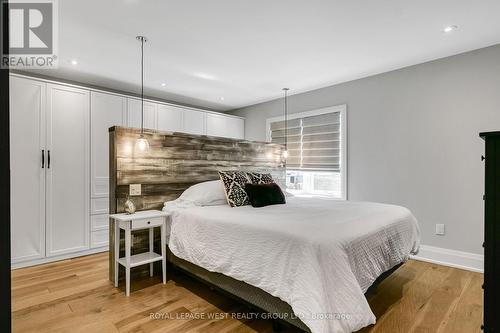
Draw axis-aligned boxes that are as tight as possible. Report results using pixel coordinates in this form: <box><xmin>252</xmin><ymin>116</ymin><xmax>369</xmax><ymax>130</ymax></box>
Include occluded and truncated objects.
<box><xmin>411</xmin><ymin>245</ymin><xmax>484</xmax><ymax>273</ymax></box>
<box><xmin>11</xmin><ymin>247</ymin><xmax>108</xmax><ymax>270</ymax></box>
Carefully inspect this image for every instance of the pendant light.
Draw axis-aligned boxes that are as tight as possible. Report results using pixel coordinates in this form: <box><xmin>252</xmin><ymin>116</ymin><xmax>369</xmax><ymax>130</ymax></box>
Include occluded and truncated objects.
<box><xmin>135</xmin><ymin>35</ymin><xmax>149</xmax><ymax>152</ymax></box>
<box><xmin>282</xmin><ymin>88</ymin><xmax>290</xmax><ymax>160</ymax></box>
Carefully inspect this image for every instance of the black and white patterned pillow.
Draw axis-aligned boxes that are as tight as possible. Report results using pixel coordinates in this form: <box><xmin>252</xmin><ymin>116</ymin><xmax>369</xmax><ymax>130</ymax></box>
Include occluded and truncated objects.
<box><xmin>246</xmin><ymin>172</ymin><xmax>274</xmax><ymax>185</ymax></box>
<box><xmin>218</xmin><ymin>171</ymin><xmax>251</xmax><ymax>207</ymax></box>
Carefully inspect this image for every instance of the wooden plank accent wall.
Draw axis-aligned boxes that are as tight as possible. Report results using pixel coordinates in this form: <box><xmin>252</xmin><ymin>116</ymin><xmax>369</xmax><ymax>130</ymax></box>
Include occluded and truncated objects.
<box><xmin>109</xmin><ymin>126</ymin><xmax>285</xmax><ymax>282</ymax></box>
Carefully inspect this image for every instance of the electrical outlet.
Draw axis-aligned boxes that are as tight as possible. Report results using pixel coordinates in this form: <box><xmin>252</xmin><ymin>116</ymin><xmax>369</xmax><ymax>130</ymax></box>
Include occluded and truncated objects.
<box><xmin>129</xmin><ymin>184</ymin><xmax>141</xmax><ymax>196</ymax></box>
<box><xmin>435</xmin><ymin>224</ymin><xmax>445</xmax><ymax>236</ymax></box>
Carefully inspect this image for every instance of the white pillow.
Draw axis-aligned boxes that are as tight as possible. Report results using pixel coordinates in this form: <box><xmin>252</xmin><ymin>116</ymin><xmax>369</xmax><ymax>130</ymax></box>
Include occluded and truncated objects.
<box><xmin>178</xmin><ymin>180</ymin><xmax>228</xmax><ymax>206</ymax></box>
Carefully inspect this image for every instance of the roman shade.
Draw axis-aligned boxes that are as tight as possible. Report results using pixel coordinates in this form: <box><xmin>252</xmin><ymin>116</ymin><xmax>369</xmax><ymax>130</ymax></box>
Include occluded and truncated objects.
<box><xmin>270</xmin><ymin>111</ymin><xmax>341</xmax><ymax>171</ymax></box>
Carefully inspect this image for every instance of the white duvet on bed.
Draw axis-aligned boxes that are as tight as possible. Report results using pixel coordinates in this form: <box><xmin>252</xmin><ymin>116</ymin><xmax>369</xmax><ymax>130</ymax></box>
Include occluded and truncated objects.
<box><xmin>163</xmin><ymin>197</ymin><xmax>420</xmax><ymax>333</ymax></box>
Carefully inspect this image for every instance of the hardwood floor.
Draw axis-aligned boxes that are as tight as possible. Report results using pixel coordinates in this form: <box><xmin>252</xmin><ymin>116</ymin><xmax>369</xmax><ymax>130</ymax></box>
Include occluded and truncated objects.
<box><xmin>12</xmin><ymin>253</ymin><xmax>483</xmax><ymax>333</ymax></box>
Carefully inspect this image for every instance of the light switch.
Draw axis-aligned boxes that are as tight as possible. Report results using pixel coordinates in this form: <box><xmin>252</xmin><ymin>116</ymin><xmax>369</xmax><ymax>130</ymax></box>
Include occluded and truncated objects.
<box><xmin>435</xmin><ymin>224</ymin><xmax>445</xmax><ymax>236</ymax></box>
<box><xmin>129</xmin><ymin>184</ymin><xmax>141</xmax><ymax>196</ymax></box>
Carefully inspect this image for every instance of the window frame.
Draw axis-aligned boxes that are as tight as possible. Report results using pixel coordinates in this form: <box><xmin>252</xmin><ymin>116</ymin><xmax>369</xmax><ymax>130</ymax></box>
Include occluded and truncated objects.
<box><xmin>266</xmin><ymin>104</ymin><xmax>347</xmax><ymax>200</ymax></box>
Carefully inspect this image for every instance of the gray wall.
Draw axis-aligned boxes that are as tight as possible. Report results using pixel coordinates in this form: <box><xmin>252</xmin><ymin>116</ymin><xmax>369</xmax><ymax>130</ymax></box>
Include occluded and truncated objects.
<box><xmin>229</xmin><ymin>44</ymin><xmax>500</xmax><ymax>255</ymax></box>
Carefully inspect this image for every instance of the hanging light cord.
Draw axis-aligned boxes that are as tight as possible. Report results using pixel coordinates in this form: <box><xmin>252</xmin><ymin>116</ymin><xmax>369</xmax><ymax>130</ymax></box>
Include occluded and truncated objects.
<box><xmin>283</xmin><ymin>88</ymin><xmax>289</xmax><ymax>151</ymax></box>
<box><xmin>140</xmin><ymin>37</ymin><xmax>144</xmax><ymax>135</ymax></box>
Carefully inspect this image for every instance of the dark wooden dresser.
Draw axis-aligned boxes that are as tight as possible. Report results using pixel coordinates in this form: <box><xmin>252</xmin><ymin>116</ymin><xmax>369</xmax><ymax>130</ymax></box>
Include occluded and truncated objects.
<box><xmin>480</xmin><ymin>131</ymin><xmax>500</xmax><ymax>333</ymax></box>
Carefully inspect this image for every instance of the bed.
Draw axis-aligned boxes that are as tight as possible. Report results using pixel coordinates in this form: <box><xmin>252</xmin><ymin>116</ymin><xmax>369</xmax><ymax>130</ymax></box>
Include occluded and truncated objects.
<box><xmin>108</xmin><ymin>128</ymin><xmax>420</xmax><ymax>333</ymax></box>
<box><xmin>163</xmin><ymin>196</ymin><xmax>420</xmax><ymax>333</ymax></box>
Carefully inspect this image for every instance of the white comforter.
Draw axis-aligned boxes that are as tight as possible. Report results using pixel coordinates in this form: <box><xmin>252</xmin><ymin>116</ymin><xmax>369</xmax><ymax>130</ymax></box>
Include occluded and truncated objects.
<box><xmin>163</xmin><ymin>197</ymin><xmax>420</xmax><ymax>333</ymax></box>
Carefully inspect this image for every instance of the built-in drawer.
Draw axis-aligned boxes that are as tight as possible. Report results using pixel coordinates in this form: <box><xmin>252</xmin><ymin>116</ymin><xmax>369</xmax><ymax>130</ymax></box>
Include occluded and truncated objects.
<box><xmin>91</xmin><ymin>197</ymin><xmax>108</xmax><ymax>215</ymax></box>
<box><xmin>131</xmin><ymin>217</ymin><xmax>164</xmax><ymax>230</ymax></box>
<box><xmin>91</xmin><ymin>229</ymin><xmax>108</xmax><ymax>248</ymax></box>
<box><xmin>91</xmin><ymin>214</ymin><xmax>109</xmax><ymax>231</ymax></box>
<box><xmin>92</xmin><ymin>178</ymin><xmax>109</xmax><ymax>198</ymax></box>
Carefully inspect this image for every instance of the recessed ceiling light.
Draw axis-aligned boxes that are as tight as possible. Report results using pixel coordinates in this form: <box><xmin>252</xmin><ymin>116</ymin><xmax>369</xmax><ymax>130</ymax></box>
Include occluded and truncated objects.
<box><xmin>193</xmin><ymin>72</ymin><xmax>217</xmax><ymax>80</ymax></box>
<box><xmin>220</xmin><ymin>97</ymin><xmax>225</xmax><ymax>101</ymax></box>
<box><xmin>71</xmin><ymin>59</ymin><xmax>78</xmax><ymax>65</ymax></box>
<box><xmin>443</xmin><ymin>25</ymin><xmax>458</xmax><ymax>33</ymax></box>
<box><xmin>161</xmin><ymin>83</ymin><xmax>166</xmax><ymax>87</ymax></box>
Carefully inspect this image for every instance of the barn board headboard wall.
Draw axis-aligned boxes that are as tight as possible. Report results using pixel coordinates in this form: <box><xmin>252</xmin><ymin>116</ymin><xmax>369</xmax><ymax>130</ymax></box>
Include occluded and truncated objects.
<box><xmin>109</xmin><ymin>126</ymin><xmax>285</xmax><ymax>282</ymax></box>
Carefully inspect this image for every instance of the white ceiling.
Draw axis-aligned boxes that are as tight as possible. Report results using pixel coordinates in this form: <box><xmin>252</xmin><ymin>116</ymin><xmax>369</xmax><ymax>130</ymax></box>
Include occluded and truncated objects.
<box><xmin>26</xmin><ymin>0</ymin><xmax>500</xmax><ymax>111</ymax></box>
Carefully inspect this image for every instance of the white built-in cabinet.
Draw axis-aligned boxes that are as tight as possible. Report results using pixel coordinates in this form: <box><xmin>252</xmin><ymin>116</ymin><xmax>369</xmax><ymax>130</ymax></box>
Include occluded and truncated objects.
<box><xmin>45</xmin><ymin>84</ymin><xmax>90</xmax><ymax>256</ymax></box>
<box><xmin>10</xmin><ymin>73</ymin><xmax>244</xmax><ymax>268</ymax></box>
<box><xmin>90</xmin><ymin>92</ymin><xmax>127</xmax><ymax>249</ymax></box>
<box><xmin>206</xmin><ymin>113</ymin><xmax>245</xmax><ymax>139</ymax></box>
<box><xmin>10</xmin><ymin>76</ymin><xmax>91</xmax><ymax>264</ymax></box>
<box><xmin>10</xmin><ymin>77</ymin><xmax>46</xmax><ymax>263</ymax></box>
<box><xmin>183</xmin><ymin>109</ymin><xmax>207</xmax><ymax>135</ymax></box>
<box><xmin>127</xmin><ymin>98</ymin><xmax>157</xmax><ymax>130</ymax></box>
<box><xmin>90</xmin><ymin>92</ymin><xmax>127</xmax><ymax>198</ymax></box>
<box><xmin>157</xmin><ymin>104</ymin><xmax>183</xmax><ymax>132</ymax></box>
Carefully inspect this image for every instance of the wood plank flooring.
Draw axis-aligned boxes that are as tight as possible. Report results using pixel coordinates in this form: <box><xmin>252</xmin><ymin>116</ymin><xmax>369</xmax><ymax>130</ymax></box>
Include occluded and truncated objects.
<box><xmin>12</xmin><ymin>253</ymin><xmax>483</xmax><ymax>333</ymax></box>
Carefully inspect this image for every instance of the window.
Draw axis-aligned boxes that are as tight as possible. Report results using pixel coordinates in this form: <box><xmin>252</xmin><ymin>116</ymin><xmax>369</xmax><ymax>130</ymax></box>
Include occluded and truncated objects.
<box><xmin>266</xmin><ymin>105</ymin><xmax>347</xmax><ymax>199</ymax></box>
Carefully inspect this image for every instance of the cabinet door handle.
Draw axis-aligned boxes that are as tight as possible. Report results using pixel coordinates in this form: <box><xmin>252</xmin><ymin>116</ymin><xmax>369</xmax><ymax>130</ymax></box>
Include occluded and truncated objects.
<box><xmin>47</xmin><ymin>150</ymin><xmax>51</xmax><ymax>169</ymax></box>
<box><xmin>41</xmin><ymin>150</ymin><xmax>45</xmax><ymax>168</ymax></box>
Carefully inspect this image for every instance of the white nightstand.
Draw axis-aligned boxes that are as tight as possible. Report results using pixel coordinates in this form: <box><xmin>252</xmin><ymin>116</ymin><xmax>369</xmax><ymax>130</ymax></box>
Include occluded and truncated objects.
<box><xmin>110</xmin><ymin>210</ymin><xmax>168</xmax><ymax>296</ymax></box>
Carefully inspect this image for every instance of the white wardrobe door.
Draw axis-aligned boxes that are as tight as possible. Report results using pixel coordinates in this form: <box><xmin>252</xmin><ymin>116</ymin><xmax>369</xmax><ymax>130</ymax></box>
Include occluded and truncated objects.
<box><xmin>182</xmin><ymin>109</ymin><xmax>206</xmax><ymax>135</ymax></box>
<box><xmin>226</xmin><ymin>117</ymin><xmax>245</xmax><ymax>139</ymax></box>
<box><xmin>46</xmin><ymin>84</ymin><xmax>90</xmax><ymax>256</ymax></box>
<box><xmin>206</xmin><ymin>113</ymin><xmax>245</xmax><ymax>139</ymax></box>
<box><xmin>206</xmin><ymin>113</ymin><xmax>226</xmax><ymax>137</ymax></box>
<box><xmin>91</xmin><ymin>92</ymin><xmax>126</xmax><ymax>198</ymax></box>
<box><xmin>10</xmin><ymin>76</ymin><xmax>46</xmax><ymax>263</ymax></box>
<box><xmin>127</xmin><ymin>98</ymin><xmax>157</xmax><ymax>130</ymax></box>
<box><xmin>157</xmin><ymin>104</ymin><xmax>183</xmax><ymax>132</ymax></box>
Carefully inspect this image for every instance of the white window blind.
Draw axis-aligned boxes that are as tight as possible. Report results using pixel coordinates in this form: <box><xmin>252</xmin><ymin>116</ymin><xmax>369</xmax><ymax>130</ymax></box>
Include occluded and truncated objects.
<box><xmin>269</xmin><ymin>110</ymin><xmax>342</xmax><ymax>171</ymax></box>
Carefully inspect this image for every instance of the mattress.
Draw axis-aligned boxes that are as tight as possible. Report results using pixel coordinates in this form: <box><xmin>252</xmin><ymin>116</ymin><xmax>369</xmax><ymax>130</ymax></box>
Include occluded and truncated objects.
<box><xmin>164</xmin><ymin>197</ymin><xmax>420</xmax><ymax>333</ymax></box>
